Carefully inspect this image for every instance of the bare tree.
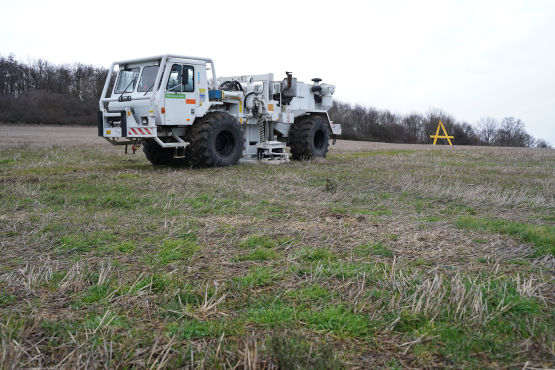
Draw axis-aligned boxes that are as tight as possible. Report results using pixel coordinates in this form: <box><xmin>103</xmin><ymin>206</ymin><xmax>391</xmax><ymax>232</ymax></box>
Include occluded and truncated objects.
<box><xmin>535</xmin><ymin>139</ymin><xmax>552</xmax><ymax>149</ymax></box>
<box><xmin>401</xmin><ymin>113</ymin><xmax>424</xmax><ymax>143</ymax></box>
<box><xmin>476</xmin><ymin>117</ymin><xmax>498</xmax><ymax>145</ymax></box>
<box><xmin>495</xmin><ymin>117</ymin><xmax>534</xmax><ymax>147</ymax></box>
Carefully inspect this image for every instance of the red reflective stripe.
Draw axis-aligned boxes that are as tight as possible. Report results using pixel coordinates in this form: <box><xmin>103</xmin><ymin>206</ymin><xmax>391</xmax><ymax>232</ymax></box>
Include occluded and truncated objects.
<box><xmin>145</xmin><ymin>128</ymin><xmax>152</xmax><ymax>135</ymax></box>
<box><xmin>138</xmin><ymin>128</ymin><xmax>145</xmax><ymax>135</ymax></box>
<box><xmin>128</xmin><ymin>131</ymin><xmax>132</xmax><ymax>136</ymax></box>
<box><xmin>131</xmin><ymin>128</ymin><xmax>138</xmax><ymax>135</ymax></box>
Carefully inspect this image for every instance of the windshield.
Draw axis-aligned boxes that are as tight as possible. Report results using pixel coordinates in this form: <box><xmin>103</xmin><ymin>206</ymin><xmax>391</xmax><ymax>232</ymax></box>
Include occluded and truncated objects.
<box><xmin>114</xmin><ymin>67</ymin><xmax>139</xmax><ymax>93</ymax></box>
<box><xmin>137</xmin><ymin>66</ymin><xmax>160</xmax><ymax>92</ymax></box>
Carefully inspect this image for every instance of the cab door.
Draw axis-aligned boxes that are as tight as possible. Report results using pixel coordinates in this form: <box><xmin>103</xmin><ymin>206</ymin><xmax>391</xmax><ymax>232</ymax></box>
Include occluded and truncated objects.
<box><xmin>164</xmin><ymin>63</ymin><xmax>196</xmax><ymax>125</ymax></box>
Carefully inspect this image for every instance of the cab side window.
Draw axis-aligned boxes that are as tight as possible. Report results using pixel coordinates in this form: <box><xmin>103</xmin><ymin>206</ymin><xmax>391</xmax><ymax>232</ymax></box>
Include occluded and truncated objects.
<box><xmin>166</xmin><ymin>64</ymin><xmax>182</xmax><ymax>91</ymax></box>
<box><xmin>166</xmin><ymin>64</ymin><xmax>194</xmax><ymax>92</ymax></box>
<box><xmin>183</xmin><ymin>66</ymin><xmax>194</xmax><ymax>92</ymax></box>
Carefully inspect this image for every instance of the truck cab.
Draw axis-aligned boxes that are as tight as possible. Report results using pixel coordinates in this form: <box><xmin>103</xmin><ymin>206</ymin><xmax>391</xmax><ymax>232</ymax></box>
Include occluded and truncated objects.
<box><xmin>101</xmin><ymin>56</ymin><xmax>214</xmax><ymax>136</ymax></box>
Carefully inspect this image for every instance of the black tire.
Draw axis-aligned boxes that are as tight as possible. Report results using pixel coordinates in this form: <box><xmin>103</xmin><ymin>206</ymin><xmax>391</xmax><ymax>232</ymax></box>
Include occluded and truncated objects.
<box><xmin>289</xmin><ymin>115</ymin><xmax>329</xmax><ymax>160</ymax></box>
<box><xmin>188</xmin><ymin>112</ymin><xmax>244</xmax><ymax>168</ymax></box>
<box><xmin>142</xmin><ymin>139</ymin><xmax>190</xmax><ymax>166</ymax></box>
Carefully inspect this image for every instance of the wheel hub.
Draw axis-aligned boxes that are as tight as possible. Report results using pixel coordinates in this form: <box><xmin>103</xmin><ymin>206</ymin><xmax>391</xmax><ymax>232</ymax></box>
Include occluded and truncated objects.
<box><xmin>314</xmin><ymin>129</ymin><xmax>325</xmax><ymax>150</ymax></box>
<box><xmin>215</xmin><ymin>130</ymin><xmax>234</xmax><ymax>156</ymax></box>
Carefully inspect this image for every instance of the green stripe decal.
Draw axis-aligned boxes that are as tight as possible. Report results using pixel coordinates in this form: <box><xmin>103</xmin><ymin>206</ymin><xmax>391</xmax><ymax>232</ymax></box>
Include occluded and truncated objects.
<box><xmin>165</xmin><ymin>93</ymin><xmax>186</xmax><ymax>99</ymax></box>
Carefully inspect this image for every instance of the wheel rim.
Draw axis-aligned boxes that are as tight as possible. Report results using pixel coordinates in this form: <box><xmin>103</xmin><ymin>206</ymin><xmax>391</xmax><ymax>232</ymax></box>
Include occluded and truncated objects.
<box><xmin>215</xmin><ymin>130</ymin><xmax>234</xmax><ymax>156</ymax></box>
<box><xmin>314</xmin><ymin>129</ymin><xmax>325</xmax><ymax>150</ymax></box>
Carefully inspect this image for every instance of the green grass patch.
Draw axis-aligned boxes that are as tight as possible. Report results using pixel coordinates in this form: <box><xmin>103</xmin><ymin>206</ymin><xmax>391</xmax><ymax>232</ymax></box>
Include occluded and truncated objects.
<box><xmin>81</xmin><ymin>283</ymin><xmax>111</xmax><ymax>304</ymax></box>
<box><xmin>292</xmin><ymin>261</ymin><xmax>385</xmax><ymax>281</ymax></box>
<box><xmin>386</xmin><ymin>275</ymin><xmax>552</xmax><ymax>365</ymax></box>
<box><xmin>508</xmin><ymin>259</ymin><xmax>530</xmax><ymax>266</ymax></box>
<box><xmin>256</xmin><ymin>200</ymin><xmax>289</xmax><ymax>218</ymax></box>
<box><xmin>240</xmin><ymin>234</ymin><xmax>278</xmax><ymax>249</ymax></box>
<box><xmin>133</xmin><ymin>273</ymin><xmax>172</xmax><ymax>294</ymax></box>
<box><xmin>166</xmin><ymin>319</ymin><xmax>225</xmax><ymax>339</ymax></box>
<box><xmin>303</xmin><ymin>304</ymin><xmax>375</xmax><ymax>338</ymax></box>
<box><xmin>0</xmin><ymin>158</ymin><xmax>16</xmax><ymax>165</ymax></box>
<box><xmin>40</xmin><ymin>318</ymin><xmax>80</xmax><ymax>341</ymax></box>
<box><xmin>82</xmin><ymin>311</ymin><xmax>129</xmax><ymax>331</ymax></box>
<box><xmin>352</xmin><ymin>207</ymin><xmax>392</xmax><ymax>217</ymax></box>
<box><xmin>409</xmin><ymin>258</ymin><xmax>433</xmax><ymax>267</ymax></box>
<box><xmin>0</xmin><ymin>292</ymin><xmax>16</xmax><ymax>305</ymax></box>
<box><xmin>44</xmin><ymin>271</ymin><xmax>67</xmax><ymax>291</ymax></box>
<box><xmin>329</xmin><ymin>206</ymin><xmax>348</xmax><ymax>214</ymax></box>
<box><xmin>247</xmin><ymin>299</ymin><xmax>296</xmax><ymax>328</ymax></box>
<box><xmin>100</xmin><ymin>241</ymin><xmax>137</xmax><ymax>254</ymax></box>
<box><xmin>235</xmin><ymin>247</ymin><xmax>278</xmax><ymax>261</ymax></box>
<box><xmin>184</xmin><ymin>193</ymin><xmax>238</xmax><ymax>215</ymax></box>
<box><xmin>455</xmin><ymin>216</ymin><xmax>555</xmax><ymax>257</ymax></box>
<box><xmin>40</xmin><ymin>181</ymin><xmax>146</xmax><ymax>209</ymax></box>
<box><xmin>297</xmin><ymin>247</ymin><xmax>337</xmax><ymax>262</ymax></box>
<box><xmin>234</xmin><ymin>267</ymin><xmax>279</xmax><ymax>288</ymax></box>
<box><xmin>245</xmin><ymin>294</ymin><xmax>375</xmax><ymax>338</ymax></box>
<box><xmin>150</xmin><ymin>238</ymin><xmax>200</xmax><ymax>266</ymax></box>
<box><xmin>441</xmin><ymin>203</ymin><xmax>476</xmax><ymax>216</ymax></box>
<box><xmin>57</xmin><ymin>230</ymin><xmax>117</xmax><ymax>254</ymax></box>
<box><xmin>354</xmin><ymin>242</ymin><xmax>393</xmax><ymax>258</ymax></box>
<box><xmin>287</xmin><ymin>283</ymin><xmax>333</xmax><ymax>302</ymax></box>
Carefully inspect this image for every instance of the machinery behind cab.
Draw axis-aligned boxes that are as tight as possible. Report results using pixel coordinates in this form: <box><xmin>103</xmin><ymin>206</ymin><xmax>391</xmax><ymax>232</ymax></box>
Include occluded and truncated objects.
<box><xmin>98</xmin><ymin>54</ymin><xmax>341</xmax><ymax>167</ymax></box>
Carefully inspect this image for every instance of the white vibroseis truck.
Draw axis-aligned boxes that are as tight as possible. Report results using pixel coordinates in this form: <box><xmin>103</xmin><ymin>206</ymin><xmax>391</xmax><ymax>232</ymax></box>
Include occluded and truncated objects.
<box><xmin>98</xmin><ymin>55</ymin><xmax>340</xmax><ymax>167</ymax></box>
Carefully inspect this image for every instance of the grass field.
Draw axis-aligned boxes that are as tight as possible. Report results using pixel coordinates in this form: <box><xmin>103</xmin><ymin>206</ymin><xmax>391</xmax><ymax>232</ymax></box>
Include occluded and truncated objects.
<box><xmin>1</xmin><ymin>127</ymin><xmax>554</xmax><ymax>368</ymax></box>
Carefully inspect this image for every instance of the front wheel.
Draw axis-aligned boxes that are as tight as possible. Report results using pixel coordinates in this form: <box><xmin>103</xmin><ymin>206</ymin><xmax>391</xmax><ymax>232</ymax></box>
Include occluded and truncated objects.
<box><xmin>289</xmin><ymin>116</ymin><xmax>329</xmax><ymax>160</ymax></box>
<box><xmin>188</xmin><ymin>112</ymin><xmax>244</xmax><ymax>168</ymax></box>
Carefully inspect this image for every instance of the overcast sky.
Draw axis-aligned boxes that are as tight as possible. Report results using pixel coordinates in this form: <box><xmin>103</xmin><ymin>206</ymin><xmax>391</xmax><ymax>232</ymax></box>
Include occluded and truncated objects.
<box><xmin>2</xmin><ymin>0</ymin><xmax>554</xmax><ymax>144</ymax></box>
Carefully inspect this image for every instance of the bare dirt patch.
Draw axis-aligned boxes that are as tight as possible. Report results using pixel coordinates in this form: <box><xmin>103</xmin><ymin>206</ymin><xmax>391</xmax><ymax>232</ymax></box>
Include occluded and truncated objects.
<box><xmin>0</xmin><ymin>124</ymin><xmax>105</xmax><ymax>148</ymax></box>
<box><xmin>1</xmin><ymin>124</ymin><xmax>435</xmax><ymax>151</ymax></box>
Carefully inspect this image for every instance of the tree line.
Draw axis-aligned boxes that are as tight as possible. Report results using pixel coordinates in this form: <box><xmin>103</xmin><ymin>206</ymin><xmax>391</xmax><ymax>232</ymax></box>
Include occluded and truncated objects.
<box><xmin>0</xmin><ymin>54</ymin><xmax>107</xmax><ymax>125</ymax></box>
<box><xmin>0</xmin><ymin>54</ymin><xmax>550</xmax><ymax>148</ymax></box>
<box><xmin>329</xmin><ymin>102</ymin><xmax>551</xmax><ymax>148</ymax></box>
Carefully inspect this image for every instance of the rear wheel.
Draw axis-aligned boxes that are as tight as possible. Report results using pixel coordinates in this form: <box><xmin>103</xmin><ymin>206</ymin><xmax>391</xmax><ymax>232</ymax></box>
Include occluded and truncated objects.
<box><xmin>289</xmin><ymin>115</ymin><xmax>329</xmax><ymax>160</ymax></box>
<box><xmin>188</xmin><ymin>112</ymin><xmax>244</xmax><ymax>168</ymax></box>
<box><xmin>142</xmin><ymin>139</ymin><xmax>190</xmax><ymax>166</ymax></box>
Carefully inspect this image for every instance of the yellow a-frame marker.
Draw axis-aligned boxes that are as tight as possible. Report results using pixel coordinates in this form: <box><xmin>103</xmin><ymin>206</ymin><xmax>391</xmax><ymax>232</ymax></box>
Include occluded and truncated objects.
<box><xmin>430</xmin><ymin>120</ymin><xmax>454</xmax><ymax>146</ymax></box>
